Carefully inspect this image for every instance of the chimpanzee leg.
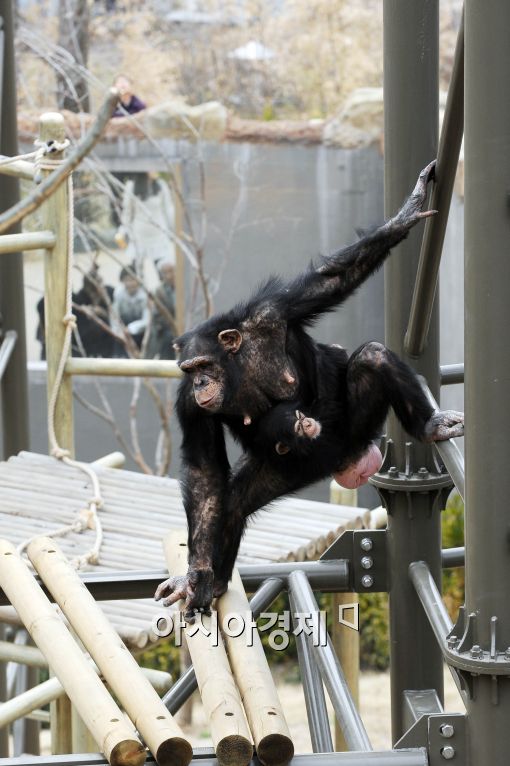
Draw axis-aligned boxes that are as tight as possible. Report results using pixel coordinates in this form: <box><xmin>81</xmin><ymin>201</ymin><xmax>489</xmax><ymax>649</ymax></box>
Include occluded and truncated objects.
<box><xmin>346</xmin><ymin>342</ymin><xmax>464</xmax><ymax>443</ymax></box>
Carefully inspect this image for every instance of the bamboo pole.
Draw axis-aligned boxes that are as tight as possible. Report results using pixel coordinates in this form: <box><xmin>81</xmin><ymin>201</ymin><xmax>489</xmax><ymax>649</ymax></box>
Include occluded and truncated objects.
<box><xmin>65</xmin><ymin>357</ymin><xmax>182</xmax><ymax>378</ymax></box>
<box><xmin>0</xmin><ymin>231</ymin><xmax>56</xmax><ymax>254</ymax></box>
<box><xmin>217</xmin><ymin>568</ymin><xmax>294</xmax><ymax>766</ymax></box>
<box><xmin>0</xmin><ymin>540</ymin><xmax>145</xmax><ymax>766</ymax></box>
<box><xmin>328</xmin><ymin>482</ymin><xmax>360</xmax><ymax>753</ymax></box>
<box><xmin>164</xmin><ymin>531</ymin><xmax>253</xmax><ymax>766</ymax></box>
<box><xmin>40</xmin><ymin>113</ymin><xmax>74</xmax><ymax>456</ymax></box>
<box><xmin>27</xmin><ymin>537</ymin><xmax>192</xmax><ymax>766</ymax></box>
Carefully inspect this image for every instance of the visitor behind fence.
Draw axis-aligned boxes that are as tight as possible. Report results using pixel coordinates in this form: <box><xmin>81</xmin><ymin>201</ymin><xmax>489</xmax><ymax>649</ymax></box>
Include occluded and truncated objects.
<box><xmin>112</xmin><ymin>266</ymin><xmax>149</xmax><ymax>355</ymax></box>
<box><xmin>148</xmin><ymin>260</ymin><xmax>177</xmax><ymax>360</ymax></box>
<box><xmin>112</xmin><ymin>74</ymin><xmax>146</xmax><ymax>117</ymax></box>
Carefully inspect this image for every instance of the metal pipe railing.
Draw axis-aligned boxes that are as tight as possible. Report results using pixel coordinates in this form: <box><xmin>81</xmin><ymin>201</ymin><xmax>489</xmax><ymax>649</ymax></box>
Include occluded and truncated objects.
<box><xmin>289</xmin><ymin>590</ymin><xmax>334</xmax><ymax>753</ymax></box>
<box><xmin>440</xmin><ymin>364</ymin><xmax>464</xmax><ymax>386</ymax></box>
<box><xmin>288</xmin><ymin>570</ymin><xmax>372</xmax><ymax>752</ymax></box>
<box><xmin>404</xmin><ymin>9</ymin><xmax>465</xmax><ymax>358</ymax></box>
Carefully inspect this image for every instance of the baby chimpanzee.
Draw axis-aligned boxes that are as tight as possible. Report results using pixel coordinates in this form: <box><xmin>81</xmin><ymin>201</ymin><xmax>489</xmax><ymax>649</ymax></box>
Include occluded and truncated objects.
<box><xmin>155</xmin><ymin>160</ymin><xmax>464</xmax><ymax>619</ymax></box>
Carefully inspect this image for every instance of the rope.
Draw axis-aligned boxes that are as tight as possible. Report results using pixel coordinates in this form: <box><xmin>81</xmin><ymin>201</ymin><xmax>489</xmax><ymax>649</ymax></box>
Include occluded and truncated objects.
<box><xmin>15</xmin><ymin>139</ymin><xmax>105</xmax><ymax>569</ymax></box>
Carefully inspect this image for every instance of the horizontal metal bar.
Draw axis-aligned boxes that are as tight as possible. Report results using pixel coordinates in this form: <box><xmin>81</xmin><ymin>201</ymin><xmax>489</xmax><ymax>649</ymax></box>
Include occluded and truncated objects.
<box><xmin>0</xmin><ymin>156</ymin><xmax>36</xmax><ymax>181</ymax></box>
<box><xmin>163</xmin><ymin>576</ymin><xmax>284</xmax><ymax>713</ymax></box>
<box><xmin>0</xmin><ymin>329</ymin><xmax>16</xmax><ymax>380</ymax></box>
<box><xmin>0</xmin><ymin>749</ymin><xmax>428</xmax><ymax>766</ymax></box>
<box><xmin>0</xmin><ymin>230</ymin><xmax>56</xmax><ymax>254</ymax></box>
<box><xmin>404</xmin><ymin>9</ymin><xmax>464</xmax><ymax>357</ymax></box>
<box><xmin>421</xmin><ymin>382</ymin><xmax>465</xmax><ymax>500</ymax></box>
<box><xmin>0</xmin><ymin>559</ymin><xmax>350</xmax><ymax>605</ymax></box>
<box><xmin>289</xmin><ymin>570</ymin><xmax>372</xmax><ymax>752</ymax></box>
<box><xmin>65</xmin><ymin>356</ymin><xmax>182</xmax><ymax>378</ymax></box>
<box><xmin>441</xmin><ymin>546</ymin><xmax>465</xmax><ymax>568</ymax></box>
<box><xmin>440</xmin><ymin>364</ymin><xmax>464</xmax><ymax>385</ymax></box>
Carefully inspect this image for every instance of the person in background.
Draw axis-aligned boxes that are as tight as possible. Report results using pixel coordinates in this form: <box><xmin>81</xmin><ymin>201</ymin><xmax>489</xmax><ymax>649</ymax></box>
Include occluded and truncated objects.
<box><xmin>112</xmin><ymin>266</ymin><xmax>150</xmax><ymax>354</ymax></box>
<box><xmin>112</xmin><ymin>74</ymin><xmax>146</xmax><ymax>117</ymax></box>
<box><xmin>36</xmin><ymin>265</ymin><xmax>114</xmax><ymax>359</ymax></box>
<box><xmin>148</xmin><ymin>259</ymin><xmax>177</xmax><ymax>360</ymax></box>
<box><xmin>73</xmin><ymin>265</ymin><xmax>115</xmax><ymax>357</ymax></box>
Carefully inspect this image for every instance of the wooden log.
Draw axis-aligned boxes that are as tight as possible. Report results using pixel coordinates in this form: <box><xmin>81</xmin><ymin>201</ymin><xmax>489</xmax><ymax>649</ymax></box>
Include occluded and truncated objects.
<box><xmin>328</xmin><ymin>482</ymin><xmax>360</xmax><ymax>753</ymax></box>
<box><xmin>27</xmin><ymin>537</ymin><xmax>192</xmax><ymax>766</ymax></box>
<box><xmin>0</xmin><ymin>659</ymin><xmax>173</xmax><ymax>728</ymax></box>
<box><xmin>0</xmin><ymin>231</ymin><xmax>56</xmax><ymax>254</ymax></box>
<box><xmin>0</xmin><ymin>156</ymin><xmax>35</xmax><ymax>180</ymax></box>
<box><xmin>65</xmin><ymin>357</ymin><xmax>182</xmax><ymax>378</ymax></box>
<box><xmin>40</xmin><ymin>113</ymin><xmax>74</xmax><ymax>455</ymax></box>
<box><xmin>92</xmin><ymin>452</ymin><xmax>126</xmax><ymax>469</ymax></box>
<box><xmin>0</xmin><ymin>540</ymin><xmax>145</xmax><ymax>766</ymax></box>
<box><xmin>217</xmin><ymin>569</ymin><xmax>294</xmax><ymax>766</ymax></box>
<box><xmin>164</xmin><ymin>531</ymin><xmax>253</xmax><ymax>766</ymax></box>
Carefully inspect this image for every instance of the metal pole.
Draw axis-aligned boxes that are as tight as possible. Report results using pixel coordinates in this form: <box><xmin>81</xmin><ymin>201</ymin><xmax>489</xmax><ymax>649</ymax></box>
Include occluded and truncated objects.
<box><xmin>381</xmin><ymin>0</ymin><xmax>443</xmax><ymax>744</ymax></box>
<box><xmin>289</xmin><ymin>591</ymin><xmax>334</xmax><ymax>754</ymax></box>
<box><xmin>405</xmin><ymin>9</ymin><xmax>464</xmax><ymax>358</ymax></box>
<box><xmin>0</xmin><ymin>623</ymin><xmax>8</xmax><ymax>757</ymax></box>
<box><xmin>288</xmin><ymin>571</ymin><xmax>371</xmax><ymax>752</ymax></box>
<box><xmin>0</xmin><ymin>0</ymin><xmax>30</xmax><ymax>459</ymax></box>
<box><xmin>464</xmin><ymin>3</ymin><xmax>510</xmax><ymax>763</ymax></box>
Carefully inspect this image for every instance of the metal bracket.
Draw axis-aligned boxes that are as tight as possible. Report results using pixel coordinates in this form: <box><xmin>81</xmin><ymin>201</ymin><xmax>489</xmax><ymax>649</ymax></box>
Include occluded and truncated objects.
<box><xmin>444</xmin><ymin>606</ymin><xmax>510</xmax><ymax>683</ymax></box>
<box><xmin>396</xmin><ymin>712</ymin><xmax>466</xmax><ymax>766</ymax></box>
<box><xmin>321</xmin><ymin>529</ymin><xmax>388</xmax><ymax>593</ymax></box>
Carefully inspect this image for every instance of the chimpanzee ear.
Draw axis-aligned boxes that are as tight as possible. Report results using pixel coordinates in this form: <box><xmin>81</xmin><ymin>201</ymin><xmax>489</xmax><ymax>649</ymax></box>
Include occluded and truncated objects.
<box><xmin>218</xmin><ymin>329</ymin><xmax>242</xmax><ymax>353</ymax></box>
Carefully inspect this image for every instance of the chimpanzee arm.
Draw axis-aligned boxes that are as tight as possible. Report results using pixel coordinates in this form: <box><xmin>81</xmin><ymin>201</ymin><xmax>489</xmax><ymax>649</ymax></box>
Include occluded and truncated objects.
<box><xmin>155</xmin><ymin>386</ymin><xmax>229</xmax><ymax>617</ymax></box>
<box><xmin>280</xmin><ymin>161</ymin><xmax>436</xmax><ymax>325</ymax></box>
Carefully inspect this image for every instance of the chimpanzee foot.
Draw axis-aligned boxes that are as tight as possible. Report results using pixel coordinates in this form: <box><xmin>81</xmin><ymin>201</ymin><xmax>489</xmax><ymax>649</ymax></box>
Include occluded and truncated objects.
<box><xmin>294</xmin><ymin>410</ymin><xmax>322</xmax><ymax>439</ymax></box>
<box><xmin>424</xmin><ymin>410</ymin><xmax>464</xmax><ymax>442</ymax></box>
<box><xmin>155</xmin><ymin>568</ymin><xmax>214</xmax><ymax>621</ymax></box>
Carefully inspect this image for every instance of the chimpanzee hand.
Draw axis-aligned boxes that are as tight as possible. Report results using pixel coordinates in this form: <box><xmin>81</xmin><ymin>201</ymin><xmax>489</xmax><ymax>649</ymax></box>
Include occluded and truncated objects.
<box><xmin>294</xmin><ymin>410</ymin><xmax>322</xmax><ymax>439</ymax></box>
<box><xmin>155</xmin><ymin>567</ymin><xmax>215</xmax><ymax>621</ymax></box>
<box><xmin>395</xmin><ymin>159</ymin><xmax>437</xmax><ymax>226</ymax></box>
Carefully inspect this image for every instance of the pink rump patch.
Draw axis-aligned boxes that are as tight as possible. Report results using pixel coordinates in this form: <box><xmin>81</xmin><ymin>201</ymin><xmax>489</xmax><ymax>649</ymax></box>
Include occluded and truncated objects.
<box><xmin>333</xmin><ymin>443</ymin><xmax>383</xmax><ymax>490</ymax></box>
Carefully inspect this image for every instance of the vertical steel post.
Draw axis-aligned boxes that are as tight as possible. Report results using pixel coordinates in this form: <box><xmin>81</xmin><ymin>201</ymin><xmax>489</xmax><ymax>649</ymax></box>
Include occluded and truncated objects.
<box><xmin>381</xmin><ymin>0</ymin><xmax>443</xmax><ymax>744</ymax></box>
<box><xmin>0</xmin><ymin>0</ymin><xmax>30</xmax><ymax>459</ymax></box>
<box><xmin>464</xmin><ymin>3</ymin><xmax>510</xmax><ymax>763</ymax></box>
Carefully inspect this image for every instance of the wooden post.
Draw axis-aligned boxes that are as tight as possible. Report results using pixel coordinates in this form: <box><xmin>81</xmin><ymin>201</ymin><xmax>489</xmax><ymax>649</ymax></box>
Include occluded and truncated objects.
<box><xmin>50</xmin><ymin>694</ymin><xmax>72</xmax><ymax>755</ymax></box>
<box><xmin>164</xmin><ymin>531</ymin><xmax>253</xmax><ymax>766</ymax></box>
<box><xmin>217</xmin><ymin>569</ymin><xmax>294</xmax><ymax>766</ymax></box>
<box><xmin>39</xmin><ymin>112</ymin><xmax>74</xmax><ymax>456</ymax></box>
<box><xmin>173</xmin><ymin>164</ymin><xmax>185</xmax><ymax>335</ymax></box>
<box><xmin>329</xmin><ymin>481</ymin><xmax>360</xmax><ymax>753</ymax></box>
<box><xmin>0</xmin><ymin>540</ymin><xmax>145</xmax><ymax>766</ymax></box>
<box><xmin>27</xmin><ymin>537</ymin><xmax>192</xmax><ymax>766</ymax></box>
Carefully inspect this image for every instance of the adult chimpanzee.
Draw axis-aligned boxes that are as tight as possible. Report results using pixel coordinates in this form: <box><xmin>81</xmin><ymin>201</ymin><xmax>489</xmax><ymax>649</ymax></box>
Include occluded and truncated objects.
<box><xmin>155</xmin><ymin>160</ymin><xmax>464</xmax><ymax>619</ymax></box>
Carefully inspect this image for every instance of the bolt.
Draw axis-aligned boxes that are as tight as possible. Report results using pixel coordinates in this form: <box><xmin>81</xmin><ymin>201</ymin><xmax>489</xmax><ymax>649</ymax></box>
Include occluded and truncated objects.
<box><xmin>447</xmin><ymin>635</ymin><xmax>458</xmax><ymax>649</ymax></box>
<box><xmin>440</xmin><ymin>723</ymin><xmax>455</xmax><ymax>738</ymax></box>
<box><xmin>360</xmin><ymin>537</ymin><xmax>373</xmax><ymax>551</ymax></box>
<box><xmin>440</xmin><ymin>746</ymin><xmax>455</xmax><ymax>760</ymax></box>
<box><xmin>470</xmin><ymin>644</ymin><xmax>483</xmax><ymax>659</ymax></box>
<box><xmin>360</xmin><ymin>556</ymin><xmax>373</xmax><ymax>570</ymax></box>
<box><xmin>388</xmin><ymin>466</ymin><xmax>398</xmax><ymax>477</ymax></box>
<box><xmin>418</xmin><ymin>467</ymin><xmax>429</xmax><ymax>477</ymax></box>
<box><xmin>361</xmin><ymin>574</ymin><xmax>374</xmax><ymax>588</ymax></box>
<box><xmin>505</xmin><ymin>647</ymin><xmax>510</xmax><ymax>660</ymax></box>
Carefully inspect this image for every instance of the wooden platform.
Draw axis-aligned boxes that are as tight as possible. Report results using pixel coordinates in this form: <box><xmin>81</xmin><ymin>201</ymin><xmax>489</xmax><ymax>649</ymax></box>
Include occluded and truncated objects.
<box><xmin>0</xmin><ymin>452</ymin><xmax>369</xmax><ymax>649</ymax></box>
